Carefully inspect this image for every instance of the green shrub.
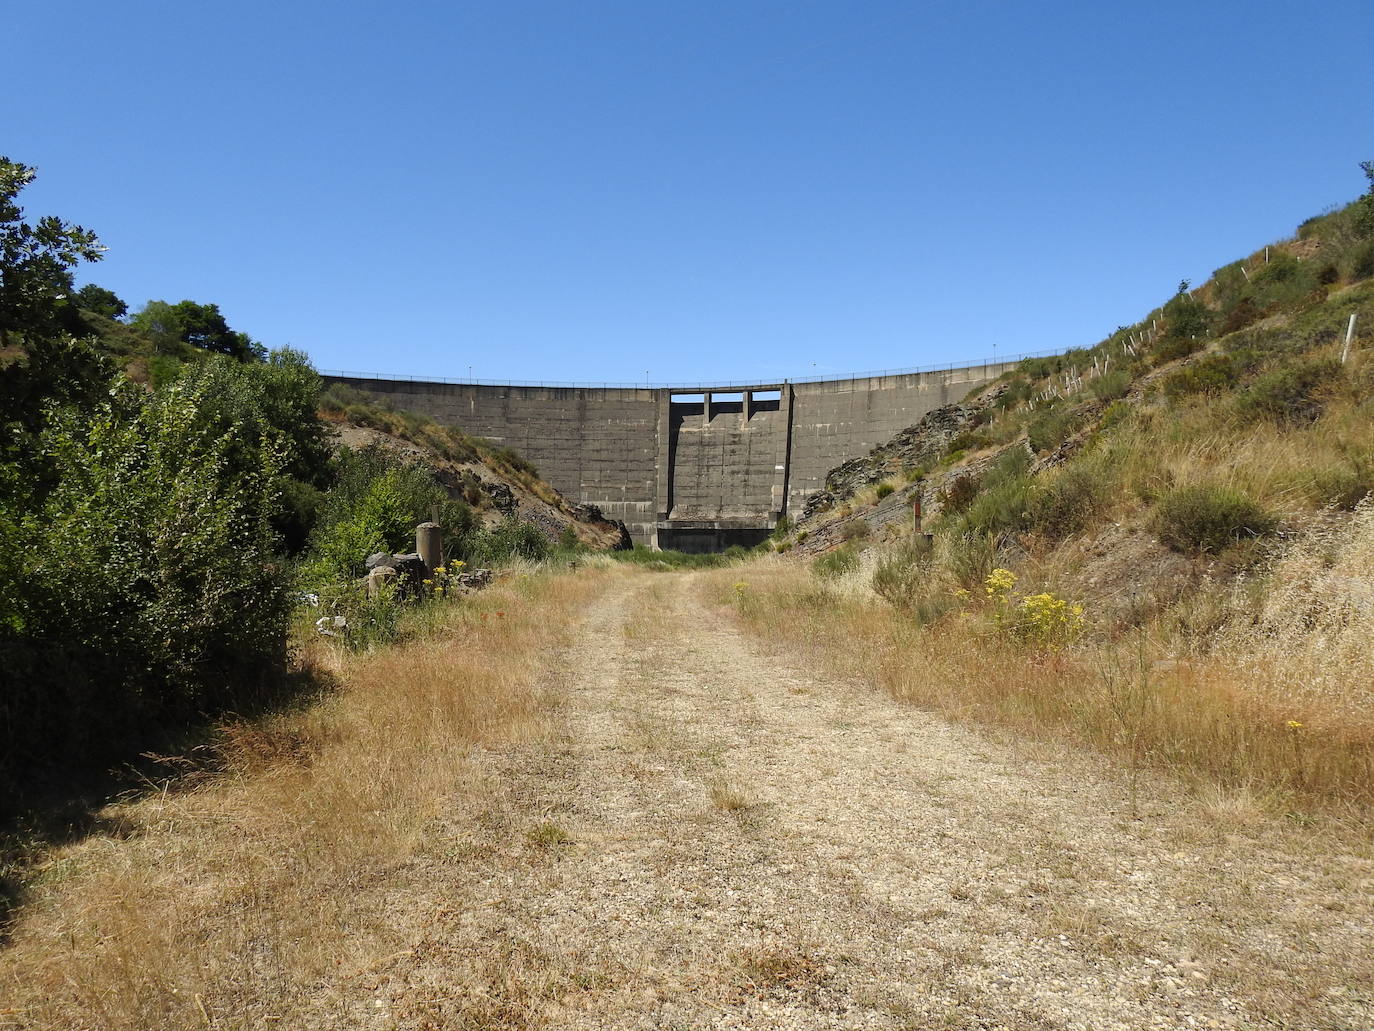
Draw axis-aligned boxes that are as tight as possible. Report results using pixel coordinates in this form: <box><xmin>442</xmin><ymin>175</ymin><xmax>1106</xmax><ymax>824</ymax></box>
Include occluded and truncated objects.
<box><xmin>871</xmin><ymin>540</ymin><xmax>950</xmax><ymax>623</ymax></box>
<box><xmin>954</xmin><ymin>474</ymin><xmax>1034</xmax><ymax>538</ymax></box>
<box><xmin>813</xmin><ymin>543</ymin><xmax>861</xmax><ymax>580</ymax></box>
<box><xmin>841</xmin><ymin>518</ymin><xmax>871</xmax><ymax>541</ymax></box>
<box><xmin>1027</xmin><ymin>406</ymin><xmax>1080</xmax><ymax>453</ymax></box>
<box><xmin>467</xmin><ymin>518</ymin><xmax>550</xmax><ymax>565</ymax></box>
<box><xmin>1247</xmin><ymin>252</ymin><xmax>1319</xmax><ymax>309</ymax></box>
<box><xmin>1306</xmin><ymin>461</ymin><xmax>1374</xmax><ymax>510</ymax></box>
<box><xmin>303</xmin><ymin>446</ymin><xmax>474</xmax><ymax>583</ymax></box>
<box><xmin>875</xmin><ymin>483</ymin><xmax>895</xmax><ymax>500</ymax></box>
<box><xmin>2</xmin><ymin>364</ymin><xmax>296</xmax><ymax>798</ymax></box>
<box><xmin>946</xmin><ymin>429</ymin><xmax>992</xmax><ymax>453</ymax></box>
<box><xmin>1029</xmin><ymin>465</ymin><xmax>1113</xmax><ymax>540</ymax></box>
<box><xmin>942</xmin><ymin>531</ymin><xmax>999</xmax><ymax>587</ymax></box>
<box><xmin>1099</xmin><ymin>399</ymin><xmax>1132</xmax><ymax>430</ymax></box>
<box><xmin>1235</xmin><ymin>357</ymin><xmax>1342</xmax><ymax>424</ymax></box>
<box><xmin>1159</xmin><ymin>290</ymin><xmax>1213</xmax><ymax>347</ymax></box>
<box><xmin>1089</xmin><ymin>369</ymin><xmax>1132</xmax><ymax>402</ymax></box>
<box><xmin>1153</xmin><ymin>335</ymin><xmax>1206</xmax><ymax>364</ymax></box>
<box><xmin>1346</xmin><ymin>238</ymin><xmax>1374</xmax><ymax>282</ymax></box>
<box><xmin>1163</xmin><ymin>353</ymin><xmax>1241</xmax><ymax>399</ymax></box>
<box><xmin>938</xmin><ymin>472</ymin><xmax>981</xmax><ymax>514</ymax></box>
<box><xmin>771</xmin><ymin>514</ymin><xmax>794</xmax><ymax>539</ymax></box>
<box><xmin>1153</xmin><ymin>485</ymin><xmax>1277</xmax><ymax>554</ymax></box>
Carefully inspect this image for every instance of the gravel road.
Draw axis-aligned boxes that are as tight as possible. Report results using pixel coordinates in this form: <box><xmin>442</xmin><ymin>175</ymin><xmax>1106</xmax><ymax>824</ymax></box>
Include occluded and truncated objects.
<box><xmin>324</xmin><ymin>572</ymin><xmax>1374</xmax><ymax>1031</ymax></box>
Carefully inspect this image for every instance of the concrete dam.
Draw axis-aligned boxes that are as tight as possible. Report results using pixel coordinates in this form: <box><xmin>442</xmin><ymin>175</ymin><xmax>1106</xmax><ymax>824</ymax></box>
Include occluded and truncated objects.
<box><xmin>324</xmin><ymin>361</ymin><xmax>1018</xmax><ymax>550</ymax></box>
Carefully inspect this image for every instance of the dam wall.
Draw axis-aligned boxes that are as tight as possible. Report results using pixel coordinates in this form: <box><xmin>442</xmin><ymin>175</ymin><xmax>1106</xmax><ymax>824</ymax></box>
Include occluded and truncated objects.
<box><xmin>325</xmin><ymin>360</ymin><xmax>1018</xmax><ymax>548</ymax></box>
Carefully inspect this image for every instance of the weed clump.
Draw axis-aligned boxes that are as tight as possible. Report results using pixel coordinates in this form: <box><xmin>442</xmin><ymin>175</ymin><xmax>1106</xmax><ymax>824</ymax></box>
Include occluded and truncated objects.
<box><xmin>840</xmin><ymin>518</ymin><xmax>871</xmax><ymax>541</ymax></box>
<box><xmin>1236</xmin><ymin>357</ymin><xmax>1342</xmax><ymax>424</ymax></box>
<box><xmin>1153</xmin><ymin>485</ymin><xmax>1277</xmax><ymax>554</ymax></box>
<box><xmin>813</xmin><ymin>543</ymin><xmax>861</xmax><ymax>580</ymax></box>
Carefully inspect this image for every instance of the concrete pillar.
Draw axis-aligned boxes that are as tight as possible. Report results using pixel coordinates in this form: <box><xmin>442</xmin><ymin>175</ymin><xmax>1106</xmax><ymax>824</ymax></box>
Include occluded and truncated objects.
<box><xmin>416</xmin><ymin>522</ymin><xmax>442</xmax><ymax>572</ymax></box>
<box><xmin>655</xmin><ymin>390</ymin><xmax>671</xmax><ymax>523</ymax></box>
<box><xmin>703</xmin><ymin>392</ymin><xmax>712</xmax><ymax>421</ymax></box>
<box><xmin>743</xmin><ymin>390</ymin><xmax>752</xmax><ymax>420</ymax></box>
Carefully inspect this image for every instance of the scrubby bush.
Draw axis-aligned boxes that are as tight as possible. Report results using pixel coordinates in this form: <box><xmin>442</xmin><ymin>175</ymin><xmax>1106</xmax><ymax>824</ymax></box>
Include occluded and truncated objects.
<box><xmin>1026</xmin><ymin>406</ymin><xmax>1080</xmax><ymax>453</ymax></box>
<box><xmin>1306</xmin><ymin>461</ymin><xmax>1374</xmax><ymax>510</ymax></box>
<box><xmin>1099</xmin><ymin>399</ymin><xmax>1132</xmax><ymax>431</ymax></box>
<box><xmin>2</xmin><ymin>362</ymin><xmax>298</xmax><ymax>798</ymax></box>
<box><xmin>1235</xmin><ymin>357</ymin><xmax>1342</xmax><ymax>424</ymax></box>
<box><xmin>946</xmin><ymin>429</ymin><xmax>992</xmax><ymax>453</ymax></box>
<box><xmin>1163</xmin><ymin>353</ymin><xmax>1240</xmax><ymax>398</ymax></box>
<box><xmin>1345</xmin><ymin>238</ymin><xmax>1374</xmax><ymax>282</ymax></box>
<box><xmin>467</xmin><ymin>518</ymin><xmax>550</xmax><ymax>565</ymax></box>
<box><xmin>1153</xmin><ymin>485</ymin><xmax>1277</xmax><ymax>554</ymax></box>
<box><xmin>938</xmin><ymin>472</ymin><xmax>981</xmax><ymax>514</ymax></box>
<box><xmin>303</xmin><ymin>446</ymin><xmax>476</xmax><ymax>584</ymax></box>
<box><xmin>954</xmin><ymin>474</ymin><xmax>1034</xmax><ymax>538</ymax></box>
<box><xmin>1089</xmin><ymin>369</ymin><xmax>1132</xmax><ymax>402</ymax></box>
<box><xmin>1153</xmin><ymin>335</ymin><xmax>1206</xmax><ymax>364</ymax></box>
<box><xmin>875</xmin><ymin>483</ymin><xmax>895</xmax><ymax>500</ymax></box>
<box><xmin>1029</xmin><ymin>465</ymin><xmax>1113</xmax><ymax>540</ymax></box>
<box><xmin>841</xmin><ymin>518</ymin><xmax>871</xmax><ymax>541</ymax></box>
<box><xmin>872</xmin><ymin>540</ymin><xmax>951</xmax><ymax>623</ymax></box>
<box><xmin>813</xmin><ymin>543</ymin><xmax>861</xmax><ymax>580</ymax></box>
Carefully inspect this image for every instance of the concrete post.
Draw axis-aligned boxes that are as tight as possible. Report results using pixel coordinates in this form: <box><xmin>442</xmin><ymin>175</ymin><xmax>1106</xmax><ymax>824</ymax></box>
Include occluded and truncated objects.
<box><xmin>703</xmin><ymin>392</ymin><xmax>712</xmax><ymax>421</ymax></box>
<box><xmin>416</xmin><ymin>522</ymin><xmax>442</xmax><ymax>572</ymax></box>
<box><xmin>743</xmin><ymin>390</ymin><xmax>752</xmax><ymax>420</ymax></box>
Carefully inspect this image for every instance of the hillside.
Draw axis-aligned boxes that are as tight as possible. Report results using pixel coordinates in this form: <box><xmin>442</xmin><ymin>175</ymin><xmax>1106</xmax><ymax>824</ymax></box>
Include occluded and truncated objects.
<box><xmin>744</xmin><ymin>171</ymin><xmax>1374</xmax><ymax>814</ymax></box>
<box><xmin>322</xmin><ymin>393</ymin><xmax>631</xmax><ymax>551</ymax></box>
<box><xmin>782</xmin><ymin>185</ymin><xmax>1374</xmax><ymax>629</ymax></box>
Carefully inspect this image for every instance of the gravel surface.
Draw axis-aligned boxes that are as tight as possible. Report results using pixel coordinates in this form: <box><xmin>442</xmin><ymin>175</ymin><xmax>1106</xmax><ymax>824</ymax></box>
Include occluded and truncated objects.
<box><xmin>314</xmin><ymin>572</ymin><xmax>1374</xmax><ymax>1030</ymax></box>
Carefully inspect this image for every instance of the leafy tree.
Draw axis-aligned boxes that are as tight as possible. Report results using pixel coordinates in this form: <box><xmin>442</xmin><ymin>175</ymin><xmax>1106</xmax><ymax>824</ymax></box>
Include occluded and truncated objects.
<box><xmin>0</xmin><ymin>157</ymin><xmax>104</xmax><ymax>348</ymax></box>
<box><xmin>74</xmin><ymin>282</ymin><xmax>127</xmax><ymax>319</ymax></box>
<box><xmin>2</xmin><ymin>363</ymin><xmax>295</xmax><ymax>796</ymax></box>
<box><xmin>131</xmin><ymin>298</ymin><xmax>265</xmax><ymax>361</ymax></box>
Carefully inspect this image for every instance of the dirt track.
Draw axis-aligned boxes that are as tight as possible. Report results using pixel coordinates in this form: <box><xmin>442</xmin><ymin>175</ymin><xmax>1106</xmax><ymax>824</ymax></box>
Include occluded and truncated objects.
<box><xmin>317</xmin><ymin>571</ymin><xmax>1374</xmax><ymax>1030</ymax></box>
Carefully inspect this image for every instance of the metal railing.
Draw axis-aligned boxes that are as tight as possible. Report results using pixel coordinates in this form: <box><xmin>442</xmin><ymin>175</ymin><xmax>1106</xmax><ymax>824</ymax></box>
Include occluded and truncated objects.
<box><xmin>318</xmin><ymin>346</ymin><xmax>1068</xmax><ymax>391</ymax></box>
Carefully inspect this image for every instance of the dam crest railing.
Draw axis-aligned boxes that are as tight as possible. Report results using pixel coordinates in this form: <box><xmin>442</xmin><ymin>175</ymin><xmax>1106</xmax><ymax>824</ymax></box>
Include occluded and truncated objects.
<box><xmin>320</xmin><ymin>347</ymin><xmax>1068</xmax><ymax>391</ymax></box>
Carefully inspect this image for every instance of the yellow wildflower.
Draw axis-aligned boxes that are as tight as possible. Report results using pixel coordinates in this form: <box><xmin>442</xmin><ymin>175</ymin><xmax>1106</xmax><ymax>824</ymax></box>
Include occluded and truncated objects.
<box><xmin>985</xmin><ymin>567</ymin><xmax>1017</xmax><ymax>600</ymax></box>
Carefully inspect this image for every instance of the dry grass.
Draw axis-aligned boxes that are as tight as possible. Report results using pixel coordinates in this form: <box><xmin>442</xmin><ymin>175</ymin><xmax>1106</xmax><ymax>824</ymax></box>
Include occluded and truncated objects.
<box><xmin>1096</xmin><ymin>350</ymin><xmax>1374</xmax><ymax>516</ymax></box>
<box><xmin>708</xmin><ymin>778</ymin><xmax>751</xmax><ymax>812</ymax></box>
<box><xmin>0</xmin><ymin>570</ymin><xmax>599</xmax><ymax>1030</ymax></box>
<box><xmin>715</xmin><ymin>545</ymin><xmax>1374</xmax><ymax>817</ymax></box>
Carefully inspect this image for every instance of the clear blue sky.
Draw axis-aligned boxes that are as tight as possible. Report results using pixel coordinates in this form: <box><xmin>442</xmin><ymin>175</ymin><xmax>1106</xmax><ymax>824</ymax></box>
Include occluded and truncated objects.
<box><xmin>9</xmin><ymin>1</ymin><xmax>1372</xmax><ymax>385</ymax></box>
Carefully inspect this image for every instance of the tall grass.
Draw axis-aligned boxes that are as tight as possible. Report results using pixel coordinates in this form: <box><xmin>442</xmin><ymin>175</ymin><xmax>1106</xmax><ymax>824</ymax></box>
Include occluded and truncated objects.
<box><xmin>0</xmin><ymin>571</ymin><xmax>597</xmax><ymax>1029</ymax></box>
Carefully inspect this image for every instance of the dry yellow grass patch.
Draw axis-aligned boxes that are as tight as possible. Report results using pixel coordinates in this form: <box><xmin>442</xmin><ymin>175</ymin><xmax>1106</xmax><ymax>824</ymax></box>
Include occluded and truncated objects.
<box><xmin>0</xmin><ymin>571</ymin><xmax>600</xmax><ymax>1030</ymax></box>
<box><xmin>708</xmin><ymin>778</ymin><xmax>751</xmax><ymax>812</ymax></box>
<box><xmin>714</xmin><ymin>550</ymin><xmax>1374</xmax><ymax>817</ymax></box>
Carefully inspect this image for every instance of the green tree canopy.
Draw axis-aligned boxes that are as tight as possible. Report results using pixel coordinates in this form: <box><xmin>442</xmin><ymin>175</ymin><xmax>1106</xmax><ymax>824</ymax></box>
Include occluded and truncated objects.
<box><xmin>74</xmin><ymin>282</ymin><xmax>127</xmax><ymax>319</ymax></box>
<box><xmin>131</xmin><ymin>298</ymin><xmax>266</xmax><ymax>362</ymax></box>
<box><xmin>0</xmin><ymin>156</ymin><xmax>104</xmax><ymax>347</ymax></box>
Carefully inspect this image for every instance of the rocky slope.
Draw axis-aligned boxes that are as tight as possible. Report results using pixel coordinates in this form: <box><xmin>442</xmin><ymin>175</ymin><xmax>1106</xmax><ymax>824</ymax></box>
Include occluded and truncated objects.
<box><xmin>331</xmin><ymin>420</ymin><xmax>630</xmax><ymax>550</ymax></box>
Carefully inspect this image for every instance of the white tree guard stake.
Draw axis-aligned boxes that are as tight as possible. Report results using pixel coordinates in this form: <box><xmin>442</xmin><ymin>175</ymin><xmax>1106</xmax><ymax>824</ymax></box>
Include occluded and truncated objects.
<box><xmin>1342</xmin><ymin>313</ymin><xmax>1358</xmax><ymax>364</ymax></box>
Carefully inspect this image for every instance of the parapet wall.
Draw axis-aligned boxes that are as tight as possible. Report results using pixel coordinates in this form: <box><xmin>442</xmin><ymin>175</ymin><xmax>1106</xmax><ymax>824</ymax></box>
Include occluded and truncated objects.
<box><xmin>325</xmin><ymin>361</ymin><xmax>1017</xmax><ymax>547</ymax></box>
